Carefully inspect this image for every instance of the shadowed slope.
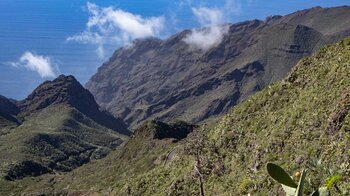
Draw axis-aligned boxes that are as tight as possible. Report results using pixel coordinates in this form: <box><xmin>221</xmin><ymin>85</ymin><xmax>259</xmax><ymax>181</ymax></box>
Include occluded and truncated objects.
<box><xmin>0</xmin><ymin>95</ymin><xmax>20</xmax><ymax>134</ymax></box>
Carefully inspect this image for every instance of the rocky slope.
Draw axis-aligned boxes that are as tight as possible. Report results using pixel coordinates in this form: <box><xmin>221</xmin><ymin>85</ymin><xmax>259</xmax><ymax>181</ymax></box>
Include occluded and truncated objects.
<box><xmin>86</xmin><ymin>6</ymin><xmax>350</xmax><ymax>128</ymax></box>
<box><xmin>0</xmin><ymin>75</ymin><xmax>130</xmax><ymax>180</ymax></box>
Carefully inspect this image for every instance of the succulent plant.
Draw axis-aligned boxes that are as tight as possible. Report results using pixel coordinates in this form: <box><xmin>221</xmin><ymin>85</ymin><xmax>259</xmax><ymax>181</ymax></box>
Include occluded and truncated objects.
<box><xmin>266</xmin><ymin>162</ymin><xmax>330</xmax><ymax>196</ymax></box>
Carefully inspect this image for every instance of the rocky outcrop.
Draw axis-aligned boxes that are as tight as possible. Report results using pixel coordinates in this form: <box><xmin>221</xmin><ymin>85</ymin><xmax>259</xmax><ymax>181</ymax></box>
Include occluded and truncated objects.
<box><xmin>134</xmin><ymin>120</ymin><xmax>196</xmax><ymax>140</ymax></box>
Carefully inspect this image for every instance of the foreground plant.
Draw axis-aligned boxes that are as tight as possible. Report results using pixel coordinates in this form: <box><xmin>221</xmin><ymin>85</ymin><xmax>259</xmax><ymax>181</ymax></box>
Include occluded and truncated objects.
<box><xmin>266</xmin><ymin>162</ymin><xmax>331</xmax><ymax>196</ymax></box>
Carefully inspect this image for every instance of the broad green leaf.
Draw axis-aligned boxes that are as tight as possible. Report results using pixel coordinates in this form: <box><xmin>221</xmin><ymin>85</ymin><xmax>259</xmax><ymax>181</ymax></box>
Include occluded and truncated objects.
<box><xmin>266</xmin><ymin>162</ymin><xmax>298</xmax><ymax>188</ymax></box>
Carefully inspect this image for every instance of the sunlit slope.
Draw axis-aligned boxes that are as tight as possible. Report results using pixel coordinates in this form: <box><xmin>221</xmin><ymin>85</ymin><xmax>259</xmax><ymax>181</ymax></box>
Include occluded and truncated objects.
<box><xmin>71</xmin><ymin>38</ymin><xmax>350</xmax><ymax>195</ymax></box>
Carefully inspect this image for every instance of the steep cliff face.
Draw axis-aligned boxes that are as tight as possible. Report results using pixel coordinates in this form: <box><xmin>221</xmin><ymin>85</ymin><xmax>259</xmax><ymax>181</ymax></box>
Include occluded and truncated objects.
<box><xmin>86</xmin><ymin>6</ymin><xmax>350</xmax><ymax>128</ymax></box>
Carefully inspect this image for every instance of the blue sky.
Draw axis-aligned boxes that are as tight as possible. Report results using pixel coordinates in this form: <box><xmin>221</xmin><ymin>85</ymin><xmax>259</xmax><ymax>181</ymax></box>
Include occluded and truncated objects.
<box><xmin>0</xmin><ymin>0</ymin><xmax>349</xmax><ymax>99</ymax></box>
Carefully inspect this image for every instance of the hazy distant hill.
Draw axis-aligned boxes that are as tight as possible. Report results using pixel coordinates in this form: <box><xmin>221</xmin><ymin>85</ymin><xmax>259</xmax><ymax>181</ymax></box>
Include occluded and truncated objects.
<box><xmin>0</xmin><ymin>95</ymin><xmax>20</xmax><ymax>129</ymax></box>
<box><xmin>86</xmin><ymin>6</ymin><xmax>350</xmax><ymax>128</ymax></box>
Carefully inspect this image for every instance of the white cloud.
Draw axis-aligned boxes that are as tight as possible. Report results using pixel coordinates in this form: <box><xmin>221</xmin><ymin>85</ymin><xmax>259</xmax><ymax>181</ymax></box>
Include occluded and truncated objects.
<box><xmin>183</xmin><ymin>0</ymin><xmax>241</xmax><ymax>50</ymax></box>
<box><xmin>183</xmin><ymin>26</ymin><xmax>229</xmax><ymax>51</ymax></box>
<box><xmin>183</xmin><ymin>6</ymin><xmax>227</xmax><ymax>50</ymax></box>
<box><xmin>67</xmin><ymin>31</ymin><xmax>102</xmax><ymax>45</ymax></box>
<box><xmin>67</xmin><ymin>2</ymin><xmax>165</xmax><ymax>58</ymax></box>
<box><xmin>10</xmin><ymin>52</ymin><xmax>57</xmax><ymax>78</ymax></box>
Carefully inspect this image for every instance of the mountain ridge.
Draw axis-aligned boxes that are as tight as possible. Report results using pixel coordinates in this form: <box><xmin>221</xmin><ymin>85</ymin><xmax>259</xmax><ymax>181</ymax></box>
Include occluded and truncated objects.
<box><xmin>18</xmin><ymin>74</ymin><xmax>131</xmax><ymax>136</ymax></box>
<box><xmin>0</xmin><ymin>75</ymin><xmax>130</xmax><ymax>180</ymax></box>
<box><xmin>86</xmin><ymin>6</ymin><xmax>350</xmax><ymax>128</ymax></box>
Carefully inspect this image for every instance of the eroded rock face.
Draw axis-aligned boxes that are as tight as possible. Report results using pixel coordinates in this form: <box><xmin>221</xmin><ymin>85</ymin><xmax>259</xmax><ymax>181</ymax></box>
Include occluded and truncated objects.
<box><xmin>86</xmin><ymin>6</ymin><xmax>350</xmax><ymax>128</ymax></box>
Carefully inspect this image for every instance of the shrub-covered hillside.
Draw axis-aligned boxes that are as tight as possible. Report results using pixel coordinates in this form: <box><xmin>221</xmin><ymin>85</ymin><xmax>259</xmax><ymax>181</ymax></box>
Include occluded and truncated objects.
<box><xmin>107</xmin><ymin>38</ymin><xmax>350</xmax><ymax>195</ymax></box>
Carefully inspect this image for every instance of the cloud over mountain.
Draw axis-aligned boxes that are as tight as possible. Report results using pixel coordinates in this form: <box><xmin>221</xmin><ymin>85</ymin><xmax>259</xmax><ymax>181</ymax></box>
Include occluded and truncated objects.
<box><xmin>67</xmin><ymin>2</ymin><xmax>165</xmax><ymax>58</ymax></box>
<box><xmin>183</xmin><ymin>25</ymin><xmax>229</xmax><ymax>50</ymax></box>
<box><xmin>183</xmin><ymin>0</ymin><xmax>240</xmax><ymax>50</ymax></box>
<box><xmin>10</xmin><ymin>52</ymin><xmax>57</xmax><ymax>78</ymax></box>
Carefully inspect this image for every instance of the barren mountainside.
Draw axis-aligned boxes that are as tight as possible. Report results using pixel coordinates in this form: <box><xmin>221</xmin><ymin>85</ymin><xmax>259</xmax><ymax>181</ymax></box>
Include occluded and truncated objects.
<box><xmin>86</xmin><ymin>6</ymin><xmax>350</xmax><ymax>128</ymax></box>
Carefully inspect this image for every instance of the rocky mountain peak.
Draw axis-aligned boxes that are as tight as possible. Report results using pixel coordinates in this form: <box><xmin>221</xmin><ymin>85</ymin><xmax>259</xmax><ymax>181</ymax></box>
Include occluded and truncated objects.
<box><xmin>17</xmin><ymin>75</ymin><xmax>131</xmax><ymax>135</ymax></box>
<box><xmin>19</xmin><ymin>74</ymin><xmax>99</xmax><ymax>116</ymax></box>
